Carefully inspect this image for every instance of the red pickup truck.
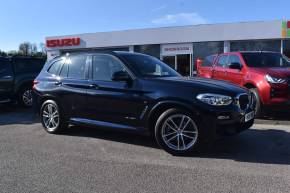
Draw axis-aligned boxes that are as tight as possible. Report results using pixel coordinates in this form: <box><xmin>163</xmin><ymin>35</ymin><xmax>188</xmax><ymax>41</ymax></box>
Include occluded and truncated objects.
<box><xmin>197</xmin><ymin>51</ymin><xmax>290</xmax><ymax>116</ymax></box>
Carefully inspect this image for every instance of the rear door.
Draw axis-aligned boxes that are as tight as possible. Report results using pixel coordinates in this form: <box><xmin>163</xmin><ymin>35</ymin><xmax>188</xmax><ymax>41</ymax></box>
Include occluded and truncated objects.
<box><xmin>0</xmin><ymin>58</ymin><xmax>14</xmax><ymax>102</ymax></box>
<box><xmin>56</xmin><ymin>54</ymin><xmax>90</xmax><ymax>118</ymax></box>
<box><xmin>86</xmin><ymin>54</ymin><xmax>146</xmax><ymax>128</ymax></box>
<box><xmin>226</xmin><ymin>54</ymin><xmax>244</xmax><ymax>85</ymax></box>
<box><xmin>212</xmin><ymin>54</ymin><xmax>229</xmax><ymax>81</ymax></box>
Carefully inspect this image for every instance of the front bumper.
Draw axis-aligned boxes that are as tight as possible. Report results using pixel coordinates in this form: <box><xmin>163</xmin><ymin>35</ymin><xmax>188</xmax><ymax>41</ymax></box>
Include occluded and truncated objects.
<box><xmin>198</xmin><ymin>105</ymin><xmax>255</xmax><ymax>141</ymax></box>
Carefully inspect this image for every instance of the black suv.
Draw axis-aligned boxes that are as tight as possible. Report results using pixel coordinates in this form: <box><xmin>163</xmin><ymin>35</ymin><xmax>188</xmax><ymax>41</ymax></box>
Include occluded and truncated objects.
<box><xmin>33</xmin><ymin>52</ymin><xmax>255</xmax><ymax>155</ymax></box>
<box><xmin>0</xmin><ymin>57</ymin><xmax>45</xmax><ymax>107</ymax></box>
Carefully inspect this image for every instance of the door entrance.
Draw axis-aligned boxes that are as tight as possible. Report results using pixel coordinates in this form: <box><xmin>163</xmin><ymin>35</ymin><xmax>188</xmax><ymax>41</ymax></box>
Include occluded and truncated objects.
<box><xmin>162</xmin><ymin>54</ymin><xmax>192</xmax><ymax>76</ymax></box>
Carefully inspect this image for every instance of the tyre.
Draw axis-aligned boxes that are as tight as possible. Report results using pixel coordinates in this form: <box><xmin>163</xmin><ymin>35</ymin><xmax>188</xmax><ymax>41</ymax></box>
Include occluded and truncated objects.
<box><xmin>40</xmin><ymin>100</ymin><xmax>67</xmax><ymax>134</ymax></box>
<box><xmin>18</xmin><ymin>87</ymin><xmax>33</xmax><ymax>107</ymax></box>
<box><xmin>154</xmin><ymin>108</ymin><xmax>205</xmax><ymax>156</ymax></box>
<box><xmin>249</xmin><ymin>88</ymin><xmax>263</xmax><ymax>118</ymax></box>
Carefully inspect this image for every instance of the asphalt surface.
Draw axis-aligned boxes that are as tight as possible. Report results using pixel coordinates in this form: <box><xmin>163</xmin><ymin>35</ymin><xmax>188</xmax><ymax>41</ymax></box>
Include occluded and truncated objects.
<box><xmin>0</xmin><ymin>106</ymin><xmax>290</xmax><ymax>193</ymax></box>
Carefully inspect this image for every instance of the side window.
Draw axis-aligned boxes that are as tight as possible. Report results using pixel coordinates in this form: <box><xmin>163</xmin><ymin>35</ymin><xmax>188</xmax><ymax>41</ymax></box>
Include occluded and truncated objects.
<box><xmin>201</xmin><ymin>55</ymin><xmax>216</xmax><ymax>67</ymax></box>
<box><xmin>0</xmin><ymin>60</ymin><xmax>13</xmax><ymax>77</ymax></box>
<box><xmin>67</xmin><ymin>55</ymin><xmax>87</xmax><ymax>79</ymax></box>
<box><xmin>217</xmin><ymin>55</ymin><xmax>229</xmax><ymax>68</ymax></box>
<box><xmin>92</xmin><ymin>55</ymin><xmax>126</xmax><ymax>81</ymax></box>
<box><xmin>48</xmin><ymin>60</ymin><xmax>64</xmax><ymax>75</ymax></box>
<box><xmin>59</xmin><ymin>62</ymin><xmax>68</xmax><ymax>78</ymax></box>
<box><xmin>228</xmin><ymin>55</ymin><xmax>242</xmax><ymax>67</ymax></box>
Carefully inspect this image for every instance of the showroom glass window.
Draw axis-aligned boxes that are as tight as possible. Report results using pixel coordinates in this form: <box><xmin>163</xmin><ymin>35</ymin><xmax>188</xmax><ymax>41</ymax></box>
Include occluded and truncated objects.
<box><xmin>67</xmin><ymin>55</ymin><xmax>87</xmax><ymax>79</ymax></box>
<box><xmin>193</xmin><ymin>41</ymin><xmax>224</xmax><ymax>70</ymax></box>
<box><xmin>230</xmin><ymin>40</ymin><xmax>281</xmax><ymax>52</ymax></box>
<box><xmin>134</xmin><ymin>45</ymin><xmax>161</xmax><ymax>59</ymax></box>
<box><xmin>92</xmin><ymin>55</ymin><xmax>126</xmax><ymax>81</ymax></box>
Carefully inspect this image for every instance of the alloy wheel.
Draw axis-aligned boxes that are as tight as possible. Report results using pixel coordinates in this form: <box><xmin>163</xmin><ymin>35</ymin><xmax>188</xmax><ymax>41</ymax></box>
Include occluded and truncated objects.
<box><xmin>161</xmin><ymin>114</ymin><xmax>198</xmax><ymax>151</ymax></box>
<box><xmin>22</xmin><ymin>89</ymin><xmax>33</xmax><ymax>106</ymax></box>
<box><xmin>42</xmin><ymin>103</ymin><xmax>60</xmax><ymax>132</ymax></box>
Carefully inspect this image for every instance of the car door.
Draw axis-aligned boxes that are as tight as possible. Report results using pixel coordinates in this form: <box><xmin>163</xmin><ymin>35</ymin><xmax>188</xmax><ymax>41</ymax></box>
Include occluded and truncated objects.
<box><xmin>226</xmin><ymin>54</ymin><xmax>244</xmax><ymax>85</ymax></box>
<box><xmin>0</xmin><ymin>58</ymin><xmax>14</xmax><ymax>102</ymax></box>
<box><xmin>56</xmin><ymin>54</ymin><xmax>90</xmax><ymax>118</ymax></box>
<box><xmin>197</xmin><ymin>55</ymin><xmax>216</xmax><ymax>78</ymax></box>
<box><xmin>212</xmin><ymin>54</ymin><xmax>229</xmax><ymax>81</ymax></box>
<box><xmin>86</xmin><ymin>54</ymin><xmax>146</xmax><ymax>128</ymax></box>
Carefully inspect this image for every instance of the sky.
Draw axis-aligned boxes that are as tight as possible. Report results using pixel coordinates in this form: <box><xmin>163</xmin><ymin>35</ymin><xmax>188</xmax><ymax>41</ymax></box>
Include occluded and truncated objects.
<box><xmin>0</xmin><ymin>0</ymin><xmax>290</xmax><ymax>51</ymax></box>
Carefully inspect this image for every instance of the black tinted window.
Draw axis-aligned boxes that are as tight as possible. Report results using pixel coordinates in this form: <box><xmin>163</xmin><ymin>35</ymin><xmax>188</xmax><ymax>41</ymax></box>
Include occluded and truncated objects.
<box><xmin>121</xmin><ymin>54</ymin><xmax>180</xmax><ymax>78</ymax></box>
<box><xmin>0</xmin><ymin>59</ymin><xmax>13</xmax><ymax>77</ymax></box>
<box><xmin>242</xmin><ymin>52</ymin><xmax>290</xmax><ymax>68</ymax></box>
<box><xmin>201</xmin><ymin>55</ymin><xmax>216</xmax><ymax>67</ymax></box>
<box><xmin>92</xmin><ymin>55</ymin><xmax>125</xmax><ymax>81</ymax></box>
<box><xmin>67</xmin><ymin>55</ymin><xmax>87</xmax><ymax>79</ymax></box>
<box><xmin>48</xmin><ymin>60</ymin><xmax>64</xmax><ymax>75</ymax></box>
<box><xmin>14</xmin><ymin>58</ymin><xmax>45</xmax><ymax>74</ymax></box>
<box><xmin>217</xmin><ymin>55</ymin><xmax>228</xmax><ymax>67</ymax></box>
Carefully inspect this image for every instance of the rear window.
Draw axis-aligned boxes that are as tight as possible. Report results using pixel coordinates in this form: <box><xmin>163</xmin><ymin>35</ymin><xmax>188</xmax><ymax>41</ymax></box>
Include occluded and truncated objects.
<box><xmin>201</xmin><ymin>55</ymin><xmax>216</xmax><ymax>67</ymax></box>
<box><xmin>241</xmin><ymin>52</ymin><xmax>290</xmax><ymax>68</ymax></box>
<box><xmin>48</xmin><ymin>59</ymin><xmax>64</xmax><ymax>75</ymax></box>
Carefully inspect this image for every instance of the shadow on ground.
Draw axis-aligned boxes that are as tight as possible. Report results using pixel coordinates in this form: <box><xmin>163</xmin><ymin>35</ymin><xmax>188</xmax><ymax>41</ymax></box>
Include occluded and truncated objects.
<box><xmin>0</xmin><ymin>104</ymin><xmax>39</xmax><ymax>125</ymax></box>
<box><xmin>63</xmin><ymin>125</ymin><xmax>290</xmax><ymax>165</ymax></box>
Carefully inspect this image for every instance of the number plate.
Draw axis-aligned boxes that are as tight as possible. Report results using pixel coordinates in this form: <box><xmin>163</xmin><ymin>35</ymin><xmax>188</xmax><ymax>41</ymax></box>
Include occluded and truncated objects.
<box><xmin>245</xmin><ymin>111</ymin><xmax>255</xmax><ymax>122</ymax></box>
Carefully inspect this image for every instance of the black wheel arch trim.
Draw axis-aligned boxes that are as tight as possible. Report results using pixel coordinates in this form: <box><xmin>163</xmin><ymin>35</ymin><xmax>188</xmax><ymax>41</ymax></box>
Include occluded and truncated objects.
<box><xmin>145</xmin><ymin>100</ymin><xmax>201</xmax><ymax>129</ymax></box>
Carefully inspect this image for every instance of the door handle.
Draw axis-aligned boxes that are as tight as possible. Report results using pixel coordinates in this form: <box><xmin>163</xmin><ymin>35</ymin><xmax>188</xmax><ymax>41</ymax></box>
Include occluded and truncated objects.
<box><xmin>89</xmin><ymin>84</ymin><xmax>99</xmax><ymax>89</ymax></box>
<box><xmin>1</xmin><ymin>75</ymin><xmax>12</xmax><ymax>79</ymax></box>
<box><xmin>55</xmin><ymin>81</ymin><xmax>62</xmax><ymax>86</ymax></box>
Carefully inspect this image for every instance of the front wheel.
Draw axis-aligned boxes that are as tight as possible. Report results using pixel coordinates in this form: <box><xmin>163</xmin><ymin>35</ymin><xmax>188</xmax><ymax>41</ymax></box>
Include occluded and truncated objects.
<box><xmin>250</xmin><ymin>88</ymin><xmax>263</xmax><ymax>118</ymax></box>
<box><xmin>155</xmin><ymin>108</ymin><xmax>205</xmax><ymax>156</ymax></box>
<box><xmin>40</xmin><ymin>100</ymin><xmax>67</xmax><ymax>134</ymax></box>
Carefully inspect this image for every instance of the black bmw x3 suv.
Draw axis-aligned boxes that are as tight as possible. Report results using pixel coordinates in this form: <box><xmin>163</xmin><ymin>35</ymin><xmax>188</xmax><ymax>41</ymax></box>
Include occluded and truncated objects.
<box><xmin>33</xmin><ymin>51</ymin><xmax>255</xmax><ymax>155</ymax></box>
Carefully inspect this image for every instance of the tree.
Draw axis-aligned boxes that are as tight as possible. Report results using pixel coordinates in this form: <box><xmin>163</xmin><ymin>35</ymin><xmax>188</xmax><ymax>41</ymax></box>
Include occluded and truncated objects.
<box><xmin>19</xmin><ymin>42</ymin><xmax>32</xmax><ymax>56</ymax></box>
<box><xmin>0</xmin><ymin>50</ymin><xmax>7</xmax><ymax>57</ymax></box>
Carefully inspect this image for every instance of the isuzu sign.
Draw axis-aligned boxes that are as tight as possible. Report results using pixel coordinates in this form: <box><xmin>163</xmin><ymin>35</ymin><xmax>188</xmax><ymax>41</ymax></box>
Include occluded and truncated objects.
<box><xmin>46</xmin><ymin>37</ymin><xmax>81</xmax><ymax>48</ymax></box>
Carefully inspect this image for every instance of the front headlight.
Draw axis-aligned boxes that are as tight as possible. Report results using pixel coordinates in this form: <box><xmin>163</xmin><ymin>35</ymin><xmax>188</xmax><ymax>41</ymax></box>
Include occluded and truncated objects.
<box><xmin>196</xmin><ymin>93</ymin><xmax>233</xmax><ymax>106</ymax></box>
<box><xmin>265</xmin><ymin>74</ymin><xmax>287</xmax><ymax>84</ymax></box>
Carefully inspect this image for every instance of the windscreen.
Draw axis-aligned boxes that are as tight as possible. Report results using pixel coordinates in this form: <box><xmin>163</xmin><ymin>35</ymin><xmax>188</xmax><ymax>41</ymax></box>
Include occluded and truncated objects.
<box><xmin>121</xmin><ymin>54</ymin><xmax>181</xmax><ymax>78</ymax></box>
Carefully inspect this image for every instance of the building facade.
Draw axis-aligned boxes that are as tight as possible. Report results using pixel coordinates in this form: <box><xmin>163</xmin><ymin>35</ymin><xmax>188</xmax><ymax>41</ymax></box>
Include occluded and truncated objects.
<box><xmin>46</xmin><ymin>20</ymin><xmax>290</xmax><ymax>76</ymax></box>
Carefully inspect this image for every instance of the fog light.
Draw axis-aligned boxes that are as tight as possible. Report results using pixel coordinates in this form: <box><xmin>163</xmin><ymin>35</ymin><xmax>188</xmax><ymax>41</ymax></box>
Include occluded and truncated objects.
<box><xmin>217</xmin><ymin>115</ymin><xmax>230</xmax><ymax>120</ymax></box>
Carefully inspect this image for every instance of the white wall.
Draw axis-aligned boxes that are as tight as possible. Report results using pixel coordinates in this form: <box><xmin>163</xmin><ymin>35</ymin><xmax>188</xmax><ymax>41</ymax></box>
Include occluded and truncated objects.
<box><xmin>46</xmin><ymin>20</ymin><xmax>282</xmax><ymax>51</ymax></box>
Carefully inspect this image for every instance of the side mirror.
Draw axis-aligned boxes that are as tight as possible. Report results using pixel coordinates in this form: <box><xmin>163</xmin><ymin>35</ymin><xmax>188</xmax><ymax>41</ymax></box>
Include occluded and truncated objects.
<box><xmin>112</xmin><ymin>71</ymin><xmax>131</xmax><ymax>82</ymax></box>
<box><xmin>229</xmin><ymin>62</ymin><xmax>242</xmax><ymax>70</ymax></box>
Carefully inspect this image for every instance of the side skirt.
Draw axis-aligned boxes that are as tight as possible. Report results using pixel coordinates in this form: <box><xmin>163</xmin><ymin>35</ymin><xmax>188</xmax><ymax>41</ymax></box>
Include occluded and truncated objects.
<box><xmin>69</xmin><ymin>118</ymin><xmax>149</xmax><ymax>135</ymax></box>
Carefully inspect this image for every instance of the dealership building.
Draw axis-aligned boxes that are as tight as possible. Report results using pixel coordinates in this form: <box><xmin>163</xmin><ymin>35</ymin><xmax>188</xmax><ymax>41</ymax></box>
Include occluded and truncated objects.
<box><xmin>46</xmin><ymin>20</ymin><xmax>290</xmax><ymax>76</ymax></box>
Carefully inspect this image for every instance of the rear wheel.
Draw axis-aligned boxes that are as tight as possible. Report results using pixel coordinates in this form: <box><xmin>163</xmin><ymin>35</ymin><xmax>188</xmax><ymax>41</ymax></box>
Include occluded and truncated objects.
<box><xmin>250</xmin><ymin>88</ymin><xmax>263</xmax><ymax>118</ymax></box>
<box><xmin>40</xmin><ymin>100</ymin><xmax>67</xmax><ymax>134</ymax></box>
<box><xmin>154</xmin><ymin>108</ymin><xmax>205</xmax><ymax>156</ymax></box>
<box><xmin>18</xmin><ymin>87</ymin><xmax>33</xmax><ymax>107</ymax></box>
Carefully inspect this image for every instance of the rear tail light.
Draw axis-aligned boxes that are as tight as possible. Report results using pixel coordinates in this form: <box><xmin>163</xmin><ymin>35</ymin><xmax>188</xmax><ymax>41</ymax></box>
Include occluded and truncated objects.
<box><xmin>33</xmin><ymin>80</ymin><xmax>39</xmax><ymax>89</ymax></box>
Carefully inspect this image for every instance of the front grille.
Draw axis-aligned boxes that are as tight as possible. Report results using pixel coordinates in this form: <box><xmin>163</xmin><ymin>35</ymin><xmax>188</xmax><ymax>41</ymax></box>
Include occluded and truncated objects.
<box><xmin>238</xmin><ymin>94</ymin><xmax>250</xmax><ymax>111</ymax></box>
